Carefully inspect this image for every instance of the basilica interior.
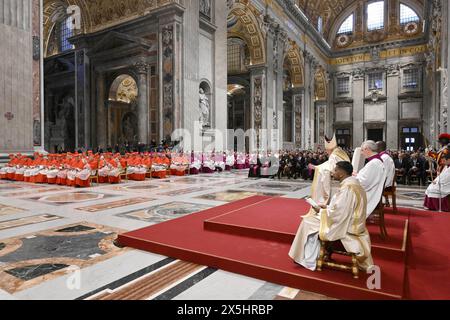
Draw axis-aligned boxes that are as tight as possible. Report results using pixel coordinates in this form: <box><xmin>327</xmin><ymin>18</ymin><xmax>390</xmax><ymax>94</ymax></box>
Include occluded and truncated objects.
<box><xmin>0</xmin><ymin>0</ymin><xmax>447</xmax><ymax>154</ymax></box>
<box><xmin>0</xmin><ymin>0</ymin><xmax>449</xmax><ymax>302</ymax></box>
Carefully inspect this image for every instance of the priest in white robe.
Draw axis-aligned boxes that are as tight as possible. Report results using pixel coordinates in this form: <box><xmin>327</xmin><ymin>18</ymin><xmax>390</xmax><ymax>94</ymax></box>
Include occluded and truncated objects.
<box><xmin>377</xmin><ymin>141</ymin><xmax>395</xmax><ymax>188</ymax></box>
<box><xmin>355</xmin><ymin>140</ymin><xmax>387</xmax><ymax>218</ymax></box>
<box><xmin>289</xmin><ymin>161</ymin><xmax>374</xmax><ymax>271</ymax></box>
<box><xmin>309</xmin><ymin>135</ymin><xmax>350</xmax><ymax>207</ymax></box>
<box><xmin>424</xmin><ymin>153</ymin><xmax>450</xmax><ymax>212</ymax></box>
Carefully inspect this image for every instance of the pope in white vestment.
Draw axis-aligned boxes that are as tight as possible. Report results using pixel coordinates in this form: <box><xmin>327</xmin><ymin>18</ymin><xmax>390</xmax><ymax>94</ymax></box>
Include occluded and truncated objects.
<box><xmin>424</xmin><ymin>154</ymin><xmax>450</xmax><ymax>211</ymax></box>
<box><xmin>289</xmin><ymin>163</ymin><xmax>374</xmax><ymax>271</ymax></box>
<box><xmin>356</xmin><ymin>151</ymin><xmax>387</xmax><ymax>218</ymax></box>
<box><xmin>310</xmin><ymin>135</ymin><xmax>350</xmax><ymax>206</ymax></box>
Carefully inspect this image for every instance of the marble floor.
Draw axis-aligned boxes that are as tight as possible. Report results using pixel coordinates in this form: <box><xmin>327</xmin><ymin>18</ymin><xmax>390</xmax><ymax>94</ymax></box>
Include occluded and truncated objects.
<box><xmin>0</xmin><ymin>172</ymin><xmax>427</xmax><ymax>300</ymax></box>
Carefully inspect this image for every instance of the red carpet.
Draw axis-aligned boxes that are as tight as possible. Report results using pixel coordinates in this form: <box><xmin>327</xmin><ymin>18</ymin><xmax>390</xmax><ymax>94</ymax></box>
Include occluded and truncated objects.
<box><xmin>118</xmin><ymin>196</ymin><xmax>411</xmax><ymax>300</ymax></box>
<box><xmin>404</xmin><ymin>210</ymin><xmax>450</xmax><ymax>299</ymax></box>
<box><xmin>203</xmin><ymin>197</ymin><xmax>409</xmax><ymax>259</ymax></box>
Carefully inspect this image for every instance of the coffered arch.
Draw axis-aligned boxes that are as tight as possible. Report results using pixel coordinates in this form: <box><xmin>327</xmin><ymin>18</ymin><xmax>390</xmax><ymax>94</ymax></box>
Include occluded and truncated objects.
<box><xmin>43</xmin><ymin>0</ymin><xmax>90</xmax><ymax>55</ymax></box>
<box><xmin>284</xmin><ymin>41</ymin><xmax>304</xmax><ymax>88</ymax></box>
<box><xmin>227</xmin><ymin>0</ymin><xmax>266</xmax><ymax>66</ymax></box>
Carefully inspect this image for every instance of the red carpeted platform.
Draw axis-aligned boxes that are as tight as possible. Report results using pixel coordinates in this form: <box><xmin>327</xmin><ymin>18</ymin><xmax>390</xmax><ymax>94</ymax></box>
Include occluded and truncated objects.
<box><xmin>203</xmin><ymin>197</ymin><xmax>409</xmax><ymax>260</ymax></box>
<box><xmin>118</xmin><ymin>196</ymin><xmax>415</xmax><ymax>300</ymax></box>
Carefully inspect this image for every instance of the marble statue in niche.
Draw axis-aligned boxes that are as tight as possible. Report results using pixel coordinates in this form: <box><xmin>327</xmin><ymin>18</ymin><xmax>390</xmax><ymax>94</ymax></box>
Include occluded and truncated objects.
<box><xmin>122</xmin><ymin>112</ymin><xmax>138</xmax><ymax>143</ymax></box>
<box><xmin>55</xmin><ymin>96</ymin><xmax>74</xmax><ymax>138</ymax></box>
<box><xmin>199</xmin><ymin>88</ymin><xmax>210</xmax><ymax>128</ymax></box>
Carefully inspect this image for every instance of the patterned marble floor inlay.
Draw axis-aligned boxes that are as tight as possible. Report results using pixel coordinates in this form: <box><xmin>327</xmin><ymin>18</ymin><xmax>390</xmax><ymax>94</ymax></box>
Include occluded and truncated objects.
<box><xmin>0</xmin><ymin>214</ymin><xmax>62</xmax><ymax>231</ymax></box>
<box><xmin>4</xmin><ymin>187</ymin><xmax>69</xmax><ymax>198</ymax></box>
<box><xmin>27</xmin><ymin>192</ymin><xmax>115</xmax><ymax>206</ymax></box>
<box><xmin>105</xmin><ymin>184</ymin><xmax>171</xmax><ymax>193</ymax></box>
<box><xmin>76</xmin><ymin>197</ymin><xmax>154</xmax><ymax>213</ymax></box>
<box><xmin>195</xmin><ymin>190</ymin><xmax>283</xmax><ymax>202</ymax></box>
<box><xmin>0</xmin><ymin>222</ymin><xmax>126</xmax><ymax>293</ymax></box>
<box><xmin>117</xmin><ymin>202</ymin><xmax>213</xmax><ymax>223</ymax></box>
<box><xmin>157</xmin><ymin>187</ymin><xmax>212</xmax><ymax>197</ymax></box>
<box><xmin>244</xmin><ymin>181</ymin><xmax>310</xmax><ymax>192</ymax></box>
<box><xmin>0</xmin><ymin>183</ymin><xmax>45</xmax><ymax>192</ymax></box>
<box><xmin>0</xmin><ymin>204</ymin><xmax>26</xmax><ymax>216</ymax></box>
<box><xmin>398</xmin><ymin>191</ymin><xmax>426</xmax><ymax>200</ymax></box>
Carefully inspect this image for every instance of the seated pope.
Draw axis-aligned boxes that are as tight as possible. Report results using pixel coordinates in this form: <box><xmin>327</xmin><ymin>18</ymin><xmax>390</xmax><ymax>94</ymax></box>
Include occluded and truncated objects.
<box><xmin>289</xmin><ymin>161</ymin><xmax>374</xmax><ymax>272</ymax></box>
<box><xmin>424</xmin><ymin>152</ymin><xmax>450</xmax><ymax>212</ymax></box>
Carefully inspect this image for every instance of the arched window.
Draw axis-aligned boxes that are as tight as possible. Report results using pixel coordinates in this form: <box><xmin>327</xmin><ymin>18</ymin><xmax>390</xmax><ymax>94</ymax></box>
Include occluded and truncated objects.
<box><xmin>59</xmin><ymin>16</ymin><xmax>74</xmax><ymax>52</ymax></box>
<box><xmin>227</xmin><ymin>38</ymin><xmax>249</xmax><ymax>74</ymax></box>
<box><xmin>400</xmin><ymin>3</ymin><xmax>419</xmax><ymax>25</ymax></box>
<box><xmin>337</xmin><ymin>14</ymin><xmax>354</xmax><ymax>35</ymax></box>
<box><xmin>317</xmin><ymin>16</ymin><xmax>323</xmax><ymax>33</ymax></box>
<box><xmin>367</xmin><ymin>1</ymin><xmax>384</xmax><ymax>31</ymax></box>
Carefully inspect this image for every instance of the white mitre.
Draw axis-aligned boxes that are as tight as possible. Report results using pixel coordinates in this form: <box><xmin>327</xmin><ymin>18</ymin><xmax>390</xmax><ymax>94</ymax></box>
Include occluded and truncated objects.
<box><xmin>324</xmin><ymin>134</ymin><xmax>337</xmax><ymax>150</ymax></box>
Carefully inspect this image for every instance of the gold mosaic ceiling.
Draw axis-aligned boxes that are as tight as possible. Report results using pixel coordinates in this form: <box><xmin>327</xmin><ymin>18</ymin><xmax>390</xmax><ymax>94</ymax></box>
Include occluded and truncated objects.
<box><xmin>296</xmin><ymin>0</ymin><xmax>425</xmax><ymax>39</ymax></box>
<box><xmin>296</xmin><ymin>0</ymin><xmax>356</xmax><ymax>38</ymax></box>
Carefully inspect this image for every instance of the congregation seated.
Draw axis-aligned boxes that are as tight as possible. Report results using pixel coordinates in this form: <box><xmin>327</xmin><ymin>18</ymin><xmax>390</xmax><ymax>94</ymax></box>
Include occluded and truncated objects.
<box><xmin>1</xmin><ymin>149</ymin><xmax>264</xmax><ymax>187</ymax></box>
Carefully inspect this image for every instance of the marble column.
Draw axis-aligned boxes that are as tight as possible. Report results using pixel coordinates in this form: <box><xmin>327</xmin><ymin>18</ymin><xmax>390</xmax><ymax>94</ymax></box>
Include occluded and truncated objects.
<box><xmin>326</xmin><ymin>72</ymin><xmax>334</xmax><ymax>136</ymax></box>
<box><xmin>303</xmin><ymin>52</ymin><xmax>316</xmax><ymax>149</ymax></box>
<box><xmin>386</xmin><ymin>65</ymin><xmax>400</xmax><ymax>149</ymax></box>
<box><xmin>292</xmin><ymin>89</ymin><xmax>304</xmax><ymax>148</ymax></box>
<box><xmin>33</xmin><ymin>0</ymin><xmax>43</xmax><ymax>150</ymax></box>
<box><xmin>135</xmin><ymin>60</ymin><xmax>150</xmax><ymax>144</ymax></box>
<box><xmin>352</xmin><ymin>69</ymin><xmax>365</xmax><ymax>148</ymax></box>
<box><xmin>0</xmin><ymin>0</ymin><xmax>34</xmax><ymax>153</ymax></box>
<box><xmin>159</xmin><ymin>14</ymin><xmax>182</xmax><ymax>141</ymax></box>
<box><xmin>96</xmin><ymin>72</ymin><xmax>107</xmax><ymax>148</ymax></box>
<box><xmin>249</xmin><ymin>66</ymin><xmax>266</xmax><ymax>152</ymax></box>
<box><xmin>274</xmin><ymin>29</ymin><xmax>288</xmax><ymax>151</ymax></box>
<box><xmin>264</xmin><ymin>22</ymin><xmax>276</xmax><ymax>137</ymax></box>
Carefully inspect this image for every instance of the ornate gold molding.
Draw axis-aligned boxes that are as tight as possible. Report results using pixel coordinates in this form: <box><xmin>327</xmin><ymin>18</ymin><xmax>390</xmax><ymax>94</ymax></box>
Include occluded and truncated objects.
<box><xmin>330</xmin><ymin>44</ymin><xmax>427</xmax><ymax>65</ymax></box>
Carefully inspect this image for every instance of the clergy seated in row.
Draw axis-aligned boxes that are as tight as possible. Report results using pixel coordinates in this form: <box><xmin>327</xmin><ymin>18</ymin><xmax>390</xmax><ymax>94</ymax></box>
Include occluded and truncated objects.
<box><xmin>202</xmin><ymin>153</ymin><xmax>216</xmax><ymax>174</ymax></box>
<box><xmin>190</xmin><ymin>152</ymin><xmax>202</xmax><ymax>175</ymax></box>
<box><xmin>248</xmin><ymin>154</ymin><xmax>262</xmax><ymax>178</ymax></box>
<box><xmin>355</xmin><ymin>141</ymin><xmax>387</xmax><ymax>218</ymax></box>
<box><xmin>235</xmin><ymin>153</ymin><xmax>246</xmax><ymax>170</ymax></box>
<box><xmin>97</xmin><ymin>156</ymin><xmax>122</xmax><ymax>184</ymax></box>
<box><xmin>289</xmin><ymin>161</ymin><xmax>374</xmax><ymax>271</ymax></box>
<box><xmin>214</xmin><ymin>152</ymin><xmax>226</xmax><ymax>172</ymax></box>
<box><xmin>127</xmin><ymin>155</ymin><xmax>150</xmax><ymax>181</ymax></box>
<box><xmin>225</xmin><ymin>152</ymin><xmax>235</xmax><ymax>171</ymax></box>
<box><xmin>152</xmin><ymin>154</ymin><xmax>170</xmax><ymax>179</ymax></box>
<box><xmin>260</xmin><ymin>154</ymin><xmax>280</xmax><ymax>178</ymax></box>
<box><xmin>170</xmin><ymin>153</ymin><xmax>190</xmax><ymax>176</ymax></box>
<box><xmin>424</xmin><ymin>153</ymin><xmax>450</xmax><ymax>212</ymax></box>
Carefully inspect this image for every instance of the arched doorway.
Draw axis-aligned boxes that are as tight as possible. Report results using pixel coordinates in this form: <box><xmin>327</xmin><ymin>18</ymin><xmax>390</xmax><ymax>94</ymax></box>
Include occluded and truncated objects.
<box><xmin>107</xmin><ymin>74</ymin><xmax>139</xmax><ymax>146</ymax></box>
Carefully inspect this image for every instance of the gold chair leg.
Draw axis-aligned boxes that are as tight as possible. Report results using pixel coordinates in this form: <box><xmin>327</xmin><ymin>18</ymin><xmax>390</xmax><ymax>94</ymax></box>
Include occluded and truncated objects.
<box><xmin>351</xmin><ymin>255</ymin><xmax>359</xmax><ymax>279</ymax></box>
<box><xmin>317</xmin><ymin>241</ymin><xmax>325</xmax><ymax>272</ymax></box>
